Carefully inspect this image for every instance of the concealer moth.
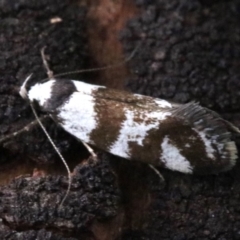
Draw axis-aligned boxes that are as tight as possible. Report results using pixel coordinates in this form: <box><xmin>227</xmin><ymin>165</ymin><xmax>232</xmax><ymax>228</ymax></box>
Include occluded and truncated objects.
<box><xmin>18</xmin><ymin>75</ymin><xmax>239</xmax><ymax>175</ymax></box>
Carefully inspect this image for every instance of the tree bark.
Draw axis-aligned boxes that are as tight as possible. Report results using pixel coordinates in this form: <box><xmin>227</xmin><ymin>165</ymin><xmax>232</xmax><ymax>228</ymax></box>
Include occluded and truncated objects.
<box><xmin>0</xmin><ymin>0</ymin><xmax>240</xmax><ymax>239</ymax></box>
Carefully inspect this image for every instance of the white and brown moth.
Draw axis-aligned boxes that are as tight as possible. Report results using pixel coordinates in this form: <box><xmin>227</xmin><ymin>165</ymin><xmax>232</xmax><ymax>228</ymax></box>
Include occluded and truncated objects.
<box><xmin>19</xmin><ymin>77</ymin><xmax>239</xmax><ymax>175</ymax></box>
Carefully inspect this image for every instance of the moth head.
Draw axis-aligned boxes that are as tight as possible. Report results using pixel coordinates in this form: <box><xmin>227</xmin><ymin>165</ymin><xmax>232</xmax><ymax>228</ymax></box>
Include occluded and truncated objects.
<box><xmin>19</xmin><ymin>75</ymin><xmax>58</xmax><ymax>112</ymax></box>
<box><xmin>19</xmin><ymin>74</ymin><xmax>33</xmax><ymax>100</ymax></box>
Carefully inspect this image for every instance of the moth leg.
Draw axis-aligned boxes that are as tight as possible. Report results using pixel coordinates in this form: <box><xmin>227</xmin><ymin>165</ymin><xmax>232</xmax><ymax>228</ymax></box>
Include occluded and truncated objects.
<box><xmin>41</xmin><ymin>46</ymin><xmax>54</xmax><ymax>79</ymax></box>
<box><xmin>80</xmin><ymin>140</ymin><xmax>97</xmax><ymax>160</ymax></box>
<box><xmin>0</xmin><ymin>115</ymin><xmax>49</xmax><ymax>144</ymax></box>
<box><xmin>148</xmin><ymin>164</ymin><xmax>165</xmax><ymax>182</ymax></box>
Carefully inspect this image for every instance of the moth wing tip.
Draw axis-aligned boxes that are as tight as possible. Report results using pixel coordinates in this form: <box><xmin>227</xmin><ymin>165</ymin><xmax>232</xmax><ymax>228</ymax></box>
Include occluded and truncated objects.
<box><xmin>172</xmin><ymin>102</ymin><xmax>239</xmax><ymax>173</ymax></box>
<box><xmin>225</xmin><ymin>141</ymin><xmax>238</xmax><ymax>169</ymax></box>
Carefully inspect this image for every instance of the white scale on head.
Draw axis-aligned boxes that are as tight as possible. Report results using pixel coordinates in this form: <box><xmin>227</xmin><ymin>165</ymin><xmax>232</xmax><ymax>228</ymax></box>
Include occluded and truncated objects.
<box><xmin>28</xmin><ymin>80</ymin><xmax>55</xmax><ymax>106</ymax></box>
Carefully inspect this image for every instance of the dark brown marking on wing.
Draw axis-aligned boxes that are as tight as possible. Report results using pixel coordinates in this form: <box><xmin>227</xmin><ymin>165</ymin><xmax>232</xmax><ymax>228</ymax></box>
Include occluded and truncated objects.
<box><xmin>89</xmin><ymin>89</ymin><xmax>126</xmax><ymax>151</ymax></box>
<box><xmin>43</xmin><ymin>79</ymin><xmax>77</xmax><ymax>112</ymax></box>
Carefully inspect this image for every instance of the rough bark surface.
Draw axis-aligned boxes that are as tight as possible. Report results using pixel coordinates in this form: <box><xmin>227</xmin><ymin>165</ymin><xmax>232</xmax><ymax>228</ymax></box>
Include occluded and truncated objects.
<box><xmin>0</xmin><ymin>0</ymin><xmax>240</xmax><ymax>239</ymax></box>
<box><xmin>0</xmin><ymin>156</ymin><xmax>121</xmax><ymax>239</ymax></box>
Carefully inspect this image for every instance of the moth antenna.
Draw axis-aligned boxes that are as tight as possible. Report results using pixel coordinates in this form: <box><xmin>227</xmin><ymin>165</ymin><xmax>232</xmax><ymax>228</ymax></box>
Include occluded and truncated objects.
<box><xmin>0</xmin><ymin>115</ymin><xmax>49</xmax><ymax>144</ymax></box>
<box><xmin>41</xmin><ymin>47</ymin><xmax>54</xmax><ymax>79</ymax></box>
<box><xmin>29</xmin><ymin>102</ymin><xmax>71</xmax><ymax>207</ymax></box>
<box><xmin>41</xmin><ymin>41</ymin><xmax>142</xmax><ymax>80</ymax></box>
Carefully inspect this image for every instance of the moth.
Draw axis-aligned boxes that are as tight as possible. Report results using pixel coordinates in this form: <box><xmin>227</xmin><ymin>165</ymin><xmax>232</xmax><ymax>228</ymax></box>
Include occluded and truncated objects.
<box><xmin>19</xmin><ymin>76</ymin><xmax>239</xmax><ymax>175</ymax></box>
